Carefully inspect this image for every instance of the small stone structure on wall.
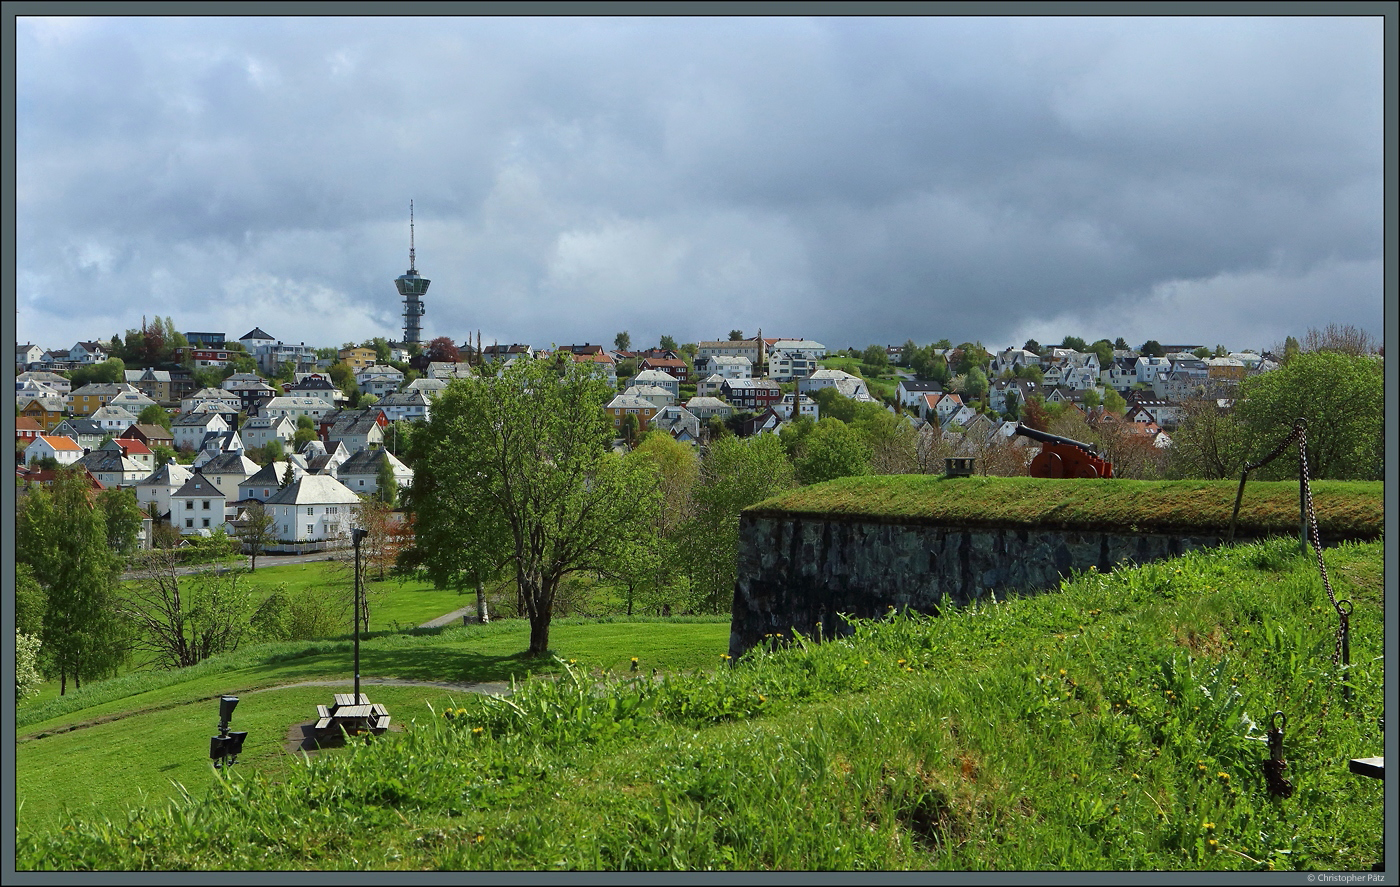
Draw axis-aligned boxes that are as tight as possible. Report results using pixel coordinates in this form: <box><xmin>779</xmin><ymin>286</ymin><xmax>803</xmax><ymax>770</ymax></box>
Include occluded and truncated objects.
<box><xmin>729</xmin><ymin>514</ymin><xmax>1230</xmax><ymax>660</ymax></box>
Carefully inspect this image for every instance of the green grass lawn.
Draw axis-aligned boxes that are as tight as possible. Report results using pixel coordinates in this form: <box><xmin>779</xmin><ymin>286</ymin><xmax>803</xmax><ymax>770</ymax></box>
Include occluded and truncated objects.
<box><xmin>16</xmin><ymin>617</ymin><xmax>731</xmax><ymax>830</ymax></box>
<box><xmin>16</xmin><ymin>539</ymin><xmax>1384</xmax><ymax>871</ymax></box>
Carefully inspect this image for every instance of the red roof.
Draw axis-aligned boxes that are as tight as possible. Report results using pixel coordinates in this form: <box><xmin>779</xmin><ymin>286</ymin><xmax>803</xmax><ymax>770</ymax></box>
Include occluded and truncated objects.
<box><xmin>16</xmin><ymin>417</ymin><xmax>42</xmax><ymax>432</ymax></box>
<box><xmin>116</xmin><ymin>438</ymin><xmax>153</xmax><ymax>455</ymax></box>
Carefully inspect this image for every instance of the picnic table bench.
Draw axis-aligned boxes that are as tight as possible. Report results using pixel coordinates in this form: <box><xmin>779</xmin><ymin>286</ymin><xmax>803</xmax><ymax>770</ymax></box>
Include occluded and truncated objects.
<box><xmin>312</xmin><ymin>695</ymin><xmax>391</xmax><ymax>737</ymax></box>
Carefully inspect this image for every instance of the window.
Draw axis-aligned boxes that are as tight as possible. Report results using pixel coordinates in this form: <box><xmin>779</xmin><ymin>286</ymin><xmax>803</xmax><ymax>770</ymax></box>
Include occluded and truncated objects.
<box><xmin>186</xmin><ymin>500</ymin><xmax>193</xmax><ymax>510</ymax></box>
<box><xmin>203</xmin><ymin>500</ymin><xmax>210</xmax><ymax>510</ymax></box>
<box><xmin>359</xmin><ymin>480</ymin><xmax>365</xmax><ymax>487</ymax></box>
<box><xmin>202</xmin><ymin>518</ymin><xmax>210</xmax><ymax>528</ymax></box>
<box><xmin>307</xmin><ymin>524</ymin><xmax>314</xmax><ymax>535</ymax></box>
<box><xmin>307</xmin><ymin>507</ymin><xmax>314</xmax><ymax>516</ymax></box>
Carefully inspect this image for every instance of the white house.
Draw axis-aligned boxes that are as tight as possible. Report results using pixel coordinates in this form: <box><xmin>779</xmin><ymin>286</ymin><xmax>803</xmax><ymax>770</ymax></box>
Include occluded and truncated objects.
<box><xmin>647</xmin><ymin>405</ymin><xmax>702</xmax><ymax>442</ymax></box>
<box><xmin>180</xmin><ymin>387</ymin><xmax>243</xmax><ymax>415</ymax></box>
<box><xmin>17</xmin><ymin>343</ymin><xmax>46</xmax><ymax>369</ymax></box>
<box><xmin>237</xmin><ymin>461</ymin><xmax>302</xmax><ymax>503</ymax></box>
<box><xmin>895</xmin><ymin>379</ymin><xmax>944</xmax><ymax>410</ymax></box>
<box><xmin>90</xmin><ymin>404</ymin><xmax>139</xmax><ymax>435</ymax></box>
<box><xmin>196</xmin><ymin>450</ymin><xmax>261</xmax><ymax>504</ymax></box>
<box><xmin>1135</xmin><ymin>356</ymin><xmax>1171</xmax><ymax>387</ymax></box>
<box><xmin>621</xmin><ymin>384</ymin><xmax>676</xmax><ymax>409</ymax></box>
<box><xmin>684</xmin><ymin>396</ymin><xmax>732</xmax><ymax>420</ymax></box>
<box><xmin>77</xmin><ymin>446</ymin><xmax>148</xmax><ymax>488</ymax></box>
<box><xmin>172</xmin><ymin>411</ymin><xmax>230</xmax><ymax>451</ymax></box>
<box><xmin>773</xmin><ymin>393</ymin><xmax>818</xmax><ymax>421</ymax></box>
<box><xmin>260</xmin><ymin>396</ymin><xmax>337</xmax><ymax>423</ymax></box>
<box><xmin>767</xmin><ymin>339</ymin><xmax>827</xmax><ymax>360</ymax></box>
<box><xmin>629</xmin><ymin>369</ymin><xmax>680</xmax><ymax>399</ymax></box>
<box><xmin>25</xmin><ymin>434</ymin><xmax>84</xmax><ymax>466</ymax></box>
<box><xmin>263</xmin><ymin>475</ymin><xmax>362</xmax><ymax>544</ymax></box>
<box><xmin>171</xmin><ymin>470</ymin><xmax>229</xmax><ymax>535</ymax></box>
<box><xmin>698</xmin><ymin>355</ymin><xmax>752</xmax><ymax>381</ymax></box>
<box><xmin>800</xmin><ymin>369</ymin><xmax>875</xmax><ymax>402</ymax></box>
<box><xmin>239</xmin><ymin>415</ymin><xmax>296</xmax><ymax>451</ymax></box>
<box><xmin>376</xmin><ymin>389</ymin><xmax>432</xmax><ymax>423</ymax></box>
<box><xmin>134</xmin><ymin>461</ymin><xmax>193</xmax><ymax>522</ymax></box>
<box><xmin>696</xmin><ymin>373</ymin><xmax>726</xmax><ymax>397</ymax></box>
<box><xmin>355</xmin><ymin>364</ymin><xmax>406</xmax><ymax>398</ymax></box>
<box><xmin>336</xmin><ymin>448</ymin><xmax>414</xmax><ymax>498</ymax></box>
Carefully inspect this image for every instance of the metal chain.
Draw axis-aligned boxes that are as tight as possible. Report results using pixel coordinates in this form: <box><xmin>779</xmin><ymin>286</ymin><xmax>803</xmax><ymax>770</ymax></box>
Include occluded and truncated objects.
<box><xmin>1295</xmin><ymin>425</ymin><xmax>1352</xmax><ymax>678</ymax></box>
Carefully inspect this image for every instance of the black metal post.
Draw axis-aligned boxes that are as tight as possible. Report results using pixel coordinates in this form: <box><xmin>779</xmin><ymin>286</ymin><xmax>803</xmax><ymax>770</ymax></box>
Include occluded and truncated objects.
<box><xmin>352</xmin><ymin>529</ymin><xmax>363</xmax><ymax>704</ymax></box>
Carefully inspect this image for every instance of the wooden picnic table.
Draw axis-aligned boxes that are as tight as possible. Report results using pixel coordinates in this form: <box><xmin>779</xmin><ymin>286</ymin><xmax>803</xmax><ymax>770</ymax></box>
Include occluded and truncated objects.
<box><xmin>333</xmin><ymin>693</ymin><xmax>370</xmax><ymax>708</ymax></box>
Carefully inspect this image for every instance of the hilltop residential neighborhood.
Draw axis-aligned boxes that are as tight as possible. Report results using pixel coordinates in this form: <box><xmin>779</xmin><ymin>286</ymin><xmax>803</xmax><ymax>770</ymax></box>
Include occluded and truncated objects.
<box><xmin>17</xmin><ymin>319</ymin><xmax>1334</xmax><ymax>559</ymax></box>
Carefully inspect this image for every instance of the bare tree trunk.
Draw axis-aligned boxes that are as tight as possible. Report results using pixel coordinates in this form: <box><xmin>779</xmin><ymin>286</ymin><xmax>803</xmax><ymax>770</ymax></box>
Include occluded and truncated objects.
<box><xmin>475</xmin><ymin>579</ymin><xmax>489</xmax><ymax>623</ymax></box>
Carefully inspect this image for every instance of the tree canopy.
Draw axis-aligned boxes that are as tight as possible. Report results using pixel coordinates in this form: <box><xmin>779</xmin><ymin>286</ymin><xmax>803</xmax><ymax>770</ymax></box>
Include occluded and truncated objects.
<box><xmin>403</xmin><ymin>356</ymin><xmax>660</xmax><ymax>655</ymax></box>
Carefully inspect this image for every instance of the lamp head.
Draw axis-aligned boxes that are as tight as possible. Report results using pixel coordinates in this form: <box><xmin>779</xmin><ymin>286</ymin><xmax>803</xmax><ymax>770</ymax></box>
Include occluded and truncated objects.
<box><xmin>219</xmin><ymin>695</ymin><xmax>239</xmax><ymax>723</ymax></box>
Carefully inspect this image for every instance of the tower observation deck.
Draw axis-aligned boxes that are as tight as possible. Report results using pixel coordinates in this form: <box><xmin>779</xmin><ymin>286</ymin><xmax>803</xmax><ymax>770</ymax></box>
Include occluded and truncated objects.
<box><xmin>395</xmin><ymin>201</ymin><xmax>429</xmax><ymax>345</ymax></box>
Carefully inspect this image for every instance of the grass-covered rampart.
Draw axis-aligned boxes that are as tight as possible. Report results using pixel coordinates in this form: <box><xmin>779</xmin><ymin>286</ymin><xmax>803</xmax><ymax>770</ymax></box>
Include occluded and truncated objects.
<box><xmin>746</xmin><ymin>476</ymin><xmax>1383</xmax><ymax>539</ymax></box>
<box><xmin>16</xmin><ymin>538</ymin><xmax>1385</xmax><ymax>871</ymax></box>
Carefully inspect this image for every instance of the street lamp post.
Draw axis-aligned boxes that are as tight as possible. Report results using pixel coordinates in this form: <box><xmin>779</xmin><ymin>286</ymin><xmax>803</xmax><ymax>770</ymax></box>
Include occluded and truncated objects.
<box><xmin>209</xmin><ymin>695</ymin><xmax>247</xmax><ymax>770</ymax></box>
<box><xmin>352</xmin><ymin>527</ymin><xmax>368</xmax><ymax>703</ymax></box>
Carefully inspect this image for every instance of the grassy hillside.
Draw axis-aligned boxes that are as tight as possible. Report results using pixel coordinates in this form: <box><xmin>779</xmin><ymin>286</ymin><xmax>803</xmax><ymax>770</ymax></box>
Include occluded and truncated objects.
<box><xmin>747</xmin><ymin>476</ymin><xmax>1383</xmax><ymax>539</ymax></box>
<box><xmin>16</xmin><ymin>538</ymin><xmax>1384</xmax><ymax>871</ymax></box>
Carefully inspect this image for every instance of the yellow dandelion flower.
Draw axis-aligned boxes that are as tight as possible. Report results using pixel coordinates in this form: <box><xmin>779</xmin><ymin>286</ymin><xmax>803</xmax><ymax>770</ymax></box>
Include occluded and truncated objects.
<box><xmin>1202</xmin><ymin>821</ymin><xmax>1214</xmax><ymax>831</ymax></box>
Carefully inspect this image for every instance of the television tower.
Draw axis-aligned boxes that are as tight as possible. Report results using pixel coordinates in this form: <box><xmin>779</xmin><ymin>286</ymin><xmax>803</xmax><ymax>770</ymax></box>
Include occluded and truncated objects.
<box><xmin>395</xmin><ymin>201</ymin><xmax>429</xmax><ymax>345</ymax></box>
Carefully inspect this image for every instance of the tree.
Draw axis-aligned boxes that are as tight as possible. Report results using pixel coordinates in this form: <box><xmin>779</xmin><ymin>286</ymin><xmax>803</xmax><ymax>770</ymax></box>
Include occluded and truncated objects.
<box><xmin>619</xmin><ymin>413</ymin><xmax>641</xmax><ymax>448</ymax></box>
<box><xmin>1193</xmin><ymin>347</ymin><xmax>1212</xmax><ymax>359</ymax></box>
<box><xmin>375</xmin><ymin>453</ymin><xmax>399</xmax><ymax>506</ymax></box>
<box><xmin>97</xmin><ymin>487</ymin><xmax>145</xmax><ymax>556</ymax></box>
<box><xmin>963</xmin><ymin>367</ymin><xmax>989</xmax><ymax>402</ymax></box>
<box><xmin>729</xmin><ymin>330</ymin><xmax>745</xmax><ymax>341</ymax></box>
<box><xmin>1164</xmin><ymin>396</ymin><xmax>1249</xmax><ymax>480</ymax></box>
<box><xmin>861</xmin><ymin>344</ymin><xmax>889</xmax><ymax>372</ymax></box>
<box><xmin>425</xmin><ymin>336</ymin><xmax>461</xmax><ymax>364</ymax></box>
<box><xmin>1081</xmin><ymin>387</ymin><xmax>1102</xmax><ymax>409</ymax></box>
<box><xmin>16</xmin><ymin>630</ymin><xmax>44</xmax><ymax>699</ymax></box>
<box><xmin>121</xmin><ymin>543</ymin><xmax>251</xmax><ymax>669</ymax></box>
<box><xmin>1139</xmin><ymin>340</ymin><xmax>1165</xmax><ymax>358</ymax></box>
<box><xmin>1022</xmin><ymin>339</ymin><xmax>1041</xmax><ymax>356</ymax></box>
<box><xmin>659</xmin><ymin>334</ymin><xmax>678</xmax><ymax>351</ymax></box>
<box><xmin>1302</xmin><ymin>323</ymin><xmax>1378</xmax><ymax>356</ymax></box>
<box><xmin>1234</xmin><ymin>350</ymin><xmax>1383</xmax><ymax>481</ymax></box>
<box><xmin>682</xmin><ymin>433</ymin><xmax>795</xmax><ymax>612</ymax></box>
<box><xmin>620</xmin><ymin>433</ymin><xmax>699</xmax><ymax>615</ymax></box>
<box><xmin>236</xmin><ymin>501</ymin><xmax>278</xmax><ymax>571</ymax></box>
<box><xmin>1060</xmin><ymin>336</ymin><xmax>1087</xmax><ymax>353</ymax></box>
<box><xmin>16</xmin><ymin>468</ymin><xmax>128</xmax><ymax>694</ymax></box>
<box><xmin>138</xmin><ymin>403</ymin><xmax>172</xmax><ymax>430</ymax></box>
<box><xmin>402</xmin><ymin>356</ymin><xmax>661</xmax><ymax>655</ymax></box>
<box><xmin>152</xmin><ymin>444</ymin><xmax>176</xmax><ymax>468</ymax></box>
<box><xmin>1102</xmin><ymin>388</ymin><xmax>1127</xmax><ymax>415</ymax></box>
<box><xmin>68</xmin><ymin>357</ymin><xmax>127</xmax><ymax>389</ymax></box>
<box><xmin>795</xmin><ymin>418</ymin><xmax>873</xmax><ymax>485</ymax></box>
<box><xmin>1089</xmin><ymin>339</ymin><xmax>1116</xmax><ymax>370</ymax></box>
<box><xmin>614</xmin><ymin>331</ymin><xmax>632</xmax><ymax>352</ymax></box>
<box><xmin>851</xmin><ymin>409</ymin><xmax>918</xmax><ymax>475</ymax></box>
<box><xmin>281</xmin><ymin>461</ymin><xmax>296</xmax><ymax>489</ymax></box>
<box><xmin>1114</xmin><ymin>337</ymin><xmax>1130</xmax><ymax>351</ymax></box>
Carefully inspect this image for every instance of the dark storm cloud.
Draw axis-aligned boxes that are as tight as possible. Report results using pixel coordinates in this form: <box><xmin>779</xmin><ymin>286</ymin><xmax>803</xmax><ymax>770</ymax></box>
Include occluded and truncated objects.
<box><xmin>16</xmin><ymin>15</ymin><xmax>1383</xmax><ymax>354</ymax></box>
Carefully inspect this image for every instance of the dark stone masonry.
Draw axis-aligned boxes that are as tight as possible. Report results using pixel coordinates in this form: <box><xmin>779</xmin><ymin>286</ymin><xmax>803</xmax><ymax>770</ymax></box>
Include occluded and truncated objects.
<box><xmin>729</xmin><ymin>514</ymin><xmax>1238</xmax><ymax>659</ymax></box>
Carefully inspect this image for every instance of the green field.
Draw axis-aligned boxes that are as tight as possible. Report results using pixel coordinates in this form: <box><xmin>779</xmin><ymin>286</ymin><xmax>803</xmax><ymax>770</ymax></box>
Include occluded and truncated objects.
<box><xmin>749</xmin><ymin>476</ymin><xmax>1384</xmax><ymax>539</ymax></box>
<box><xmin>16</xmin><ymin>537</ymin><xmax>1384</xmax><ymax>871</ymax></box>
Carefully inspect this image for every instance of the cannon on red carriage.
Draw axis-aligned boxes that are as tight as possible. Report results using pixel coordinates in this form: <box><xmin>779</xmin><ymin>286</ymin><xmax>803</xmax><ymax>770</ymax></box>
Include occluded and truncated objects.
<box><xmin>1013</xmin><ymin>423</ymin><xmax>1114</xmax><ymax>479</ymax></box>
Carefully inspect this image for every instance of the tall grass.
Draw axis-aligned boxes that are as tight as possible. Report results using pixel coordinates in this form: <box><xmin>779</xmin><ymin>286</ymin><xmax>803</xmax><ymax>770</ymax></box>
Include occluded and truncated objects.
<box><xmin>17</xmin><ymin>538</ymin><xmax>1383</xmax><ymax>871</ymax></box>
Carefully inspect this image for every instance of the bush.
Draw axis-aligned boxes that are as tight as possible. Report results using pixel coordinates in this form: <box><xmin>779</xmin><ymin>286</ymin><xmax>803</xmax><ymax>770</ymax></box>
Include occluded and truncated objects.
<box><xmin>16</xmin><ymin>631</ymin><xmax>43</xmax><ymax>698</ymax></box>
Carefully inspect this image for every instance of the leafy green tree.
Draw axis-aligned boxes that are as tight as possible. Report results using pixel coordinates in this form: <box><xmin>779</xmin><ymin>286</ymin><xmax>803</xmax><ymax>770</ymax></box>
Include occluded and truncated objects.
<box><xmin>1235</xmin><ymin>350</ymin><xmax>1383</xmax><ymax>480</ymax></box>
<box><xmin>281</xmin><ymin>462</ymin><xmax>296</xmax><ymax>489</ymax></box>
<box><xmin>682</xmin><ymin>433</ymin><xmax>795</xmax><ymax>612</ymax></box>
<box><xmin>796</xmin><ymin>418</ymin><xmax>873</xmax><ymax>485</ymax></box>
<box><xmin>1081</xmin><ymin>387</ymin><xmax>1102</xmax><ymax>409</ymax></box>
<box><xmin>1058</xmin><ymin>335</ymin><xmax>1086</xmax><ymax>352</ymax></box>
<box><xmin>1193</xmin><ymin>347</ymin><xmax>1212</xmax><ymax>359</ymax></box>
<box><xmin>620</xmin><ymin>413</ymin><xmax>641</xmax><ymax>448</ymax></box>
<box><xmin>811</xmin><ymin>386</ymin><xmax>858</xmax><ymax>423</ymax></box>
<box><xmin>1139</xmin><ymin>340</ymin><xmax>1165</xmax><ymax>358</ymax></box>
<box><xmin>328</xmin><ymin>361</ymin><xmax>357</xmax><ymax>399</ymax></box>
<box><xmin>850</xmin><ymin>409</ymin><xmax>917</xmax><ymax>475</ymax></box>
<box><xmin>614</xmin><ymin>331</ymin><xmax>632</xmax><ymax>352</ymax></box>
<box><xmin>138</xmin><ymin>403</ymin><xmax>172</xmax><ymax>430</ymax></box>
<box><xmin>16</xmin><ymin>468</ymin><xmax>128</xmax><ymax>694</ymax></box>
<box><xmin>933</xmin><ymin>338</ymin><xmax>952</xmax><ymax>350</ymax></box>
<box><xmin>402</xmin><ymin>357</ymin><xmax>660</xmax><ymax>655</ymax></box>
<box><xmin>1022</xmin><ymin>339</ymin><xmax>1041</xmax><ymax>356</ymax></box>
<box><xmin>15</xmin><ymin>563</ymin><xmax>48</xmax><ymax>637</ymax></box>
<box><xmin>729</xmin><ymin>330</ymin><xmax>745</xmax><ymax>341</ymax></box>
<box><xmin>1103</xmin><ymin>389</ymin><xmax>1127</xmax><ymax>415</ymax></box>
<box><xmin>861</xmin><ymin>344</ymin><xmax>889</xmax><ymax>372</ymax></box>
<box><xmin>963</xmin><ymin>367</ymin><xmax>989</xmax><ymax>402</ymax></box>
<box><xmin>97</xmin><ymin>487</ymin><xmax>145</xmax><ymax>556</ymax></box>
<box><xmin>620</xmin><ymin>433</ymin><xmax>700</xmax><ymax>615</ymax></box>
<box><xmin>1114</xmin><ymin>337</ymin><xmax>1130</xmax><ymax>351</ymax></box>
<box><xmin>1164</xmin><ymin>396</ymin><xmax>1250</xmax><ymax>480</ymax></box>
<box><xmin>152</xmin><ymin>444</ymin><xmax>176</xmax><ymax>468</ymax></box>
<box><xmin>1280</xmin><ymin>335</ymin><xmax>1301</xmax><ymax>364</ymax></box>
<box><xmin>1089</xmin><ymin>339</ymin><xmax>1116</xmax><ymax>369</ymax></box>
<box><xmin>375</xmin><ymin>454</ymin><xmax>399</xmax><ymax>506</ymax></box>
<box><xmin>659</xmin><ymin>335</ymin><xmax>678</xmax><ymax>351</ymax></box>
<box><xmin>294</xmin><ymin>427</ymin><xmax>318</xmax><ymax>450</ymax></box>
<box><xmin>68</xmin><ymin>357</ymin><xmax>127</xmax><ymax>389</ymax></box>
<box><xmin>1004</xmin><ymin>389</ymin><xmax>1021</xmax><ymax>420</ymax></box>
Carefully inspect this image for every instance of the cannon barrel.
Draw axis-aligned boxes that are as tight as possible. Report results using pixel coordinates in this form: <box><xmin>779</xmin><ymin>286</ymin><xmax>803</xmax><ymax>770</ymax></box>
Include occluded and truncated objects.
<box><xmin>1012</xmin><ymin>423</ymin><xmax>1099</xmax><ymax>455</ymax></box>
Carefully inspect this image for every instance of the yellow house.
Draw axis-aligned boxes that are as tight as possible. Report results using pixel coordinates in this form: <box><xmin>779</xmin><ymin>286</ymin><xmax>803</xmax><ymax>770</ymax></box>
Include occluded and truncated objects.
<box><xmin>22</xmin><ymin>397</ymin><xmax>67</xmax><ymax>431</ymax></box>
<box><xmin>67</xmin><ymin>382</ymin><xmax>127</xmax><ymax>416</ymax></box>
<box><xmin>605</xmin><ymin>394</ymin><xmax>659</xmax><ymax>428</ymax></box>
<box><xmin>338</xmin><ymin>347</ymin><xmax>377</xmax><ymax>370</ymax></box>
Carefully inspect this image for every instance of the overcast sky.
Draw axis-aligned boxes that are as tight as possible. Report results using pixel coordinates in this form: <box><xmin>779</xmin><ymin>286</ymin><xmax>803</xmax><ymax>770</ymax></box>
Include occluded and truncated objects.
<box><xmin>15</xmin><ymin>14</ymin><xmax>1385</xmax><ymax>356</ymax></box>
